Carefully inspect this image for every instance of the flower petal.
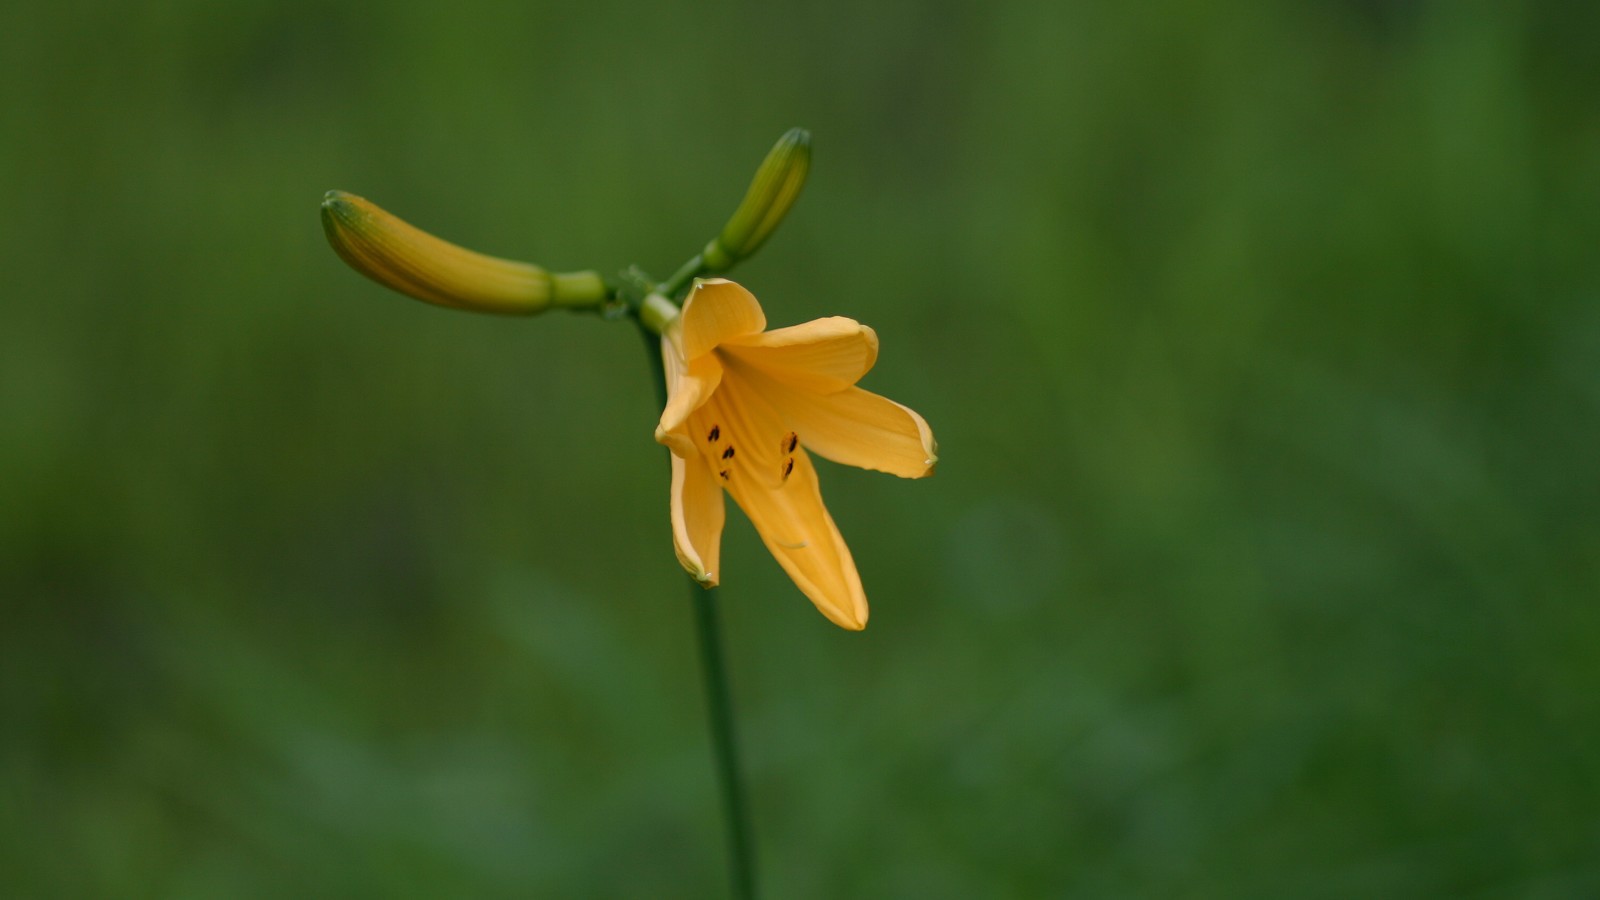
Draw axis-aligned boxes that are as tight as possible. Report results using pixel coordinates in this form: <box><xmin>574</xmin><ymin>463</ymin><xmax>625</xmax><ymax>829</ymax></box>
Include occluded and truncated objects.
<box><xmin>680</xmin><ymin>279</ymin><xmax>767</xmax><ymax>361</ymax></box>
<box><xmin>739</xmin><ymin>368</ymin><xmax>937</xmax><ymax>478</ymax></box>
<box><xmin>720</xmin><ymin>317</ymin><xmax>880</xmax><ymax>393</ymax></box>
<box><xmin>726</xmin><ymin>446</ymin><xmax>868</xmax><ymax>630</ymax></box>
<box><xmin>656</xmin><ymin>332</ymin><xmax>723</xmax><ymax>459</ymax></box>
<box><xmin>698</xmin><ymin>367</ymin><xmax>869</xmax><ymax>629</ymax></box>
<box><xmin>671</xmin><ymin>451</ymin><xmax>725</xmax><ymax>586</ymax></box>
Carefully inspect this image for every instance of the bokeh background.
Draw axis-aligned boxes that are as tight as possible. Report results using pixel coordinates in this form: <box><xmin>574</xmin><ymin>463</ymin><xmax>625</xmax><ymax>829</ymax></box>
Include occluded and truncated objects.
<box><xmin>4</xmin><ymin>1</ymin><xmax>1597</xmax><ymax>896</ymax></box>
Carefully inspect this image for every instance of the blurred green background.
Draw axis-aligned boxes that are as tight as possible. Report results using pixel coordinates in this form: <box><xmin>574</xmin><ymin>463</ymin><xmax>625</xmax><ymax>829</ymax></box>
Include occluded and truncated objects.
<box><xmin>3</xmin><ymin>0</ymin><xmax>1597</xmax><ymax>896</ymax></box>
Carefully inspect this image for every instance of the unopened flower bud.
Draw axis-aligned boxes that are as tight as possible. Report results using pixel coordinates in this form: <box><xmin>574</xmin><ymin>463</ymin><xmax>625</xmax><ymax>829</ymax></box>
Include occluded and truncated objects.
<box><xmin>704</xmin><ymin>128</ymin><xmax>811</xmax><ymax>270</ymax></box>
<box><xmin>321</xmin><ymin>191</ymin><xmax>605</xmax><ymax>315</ymax></box>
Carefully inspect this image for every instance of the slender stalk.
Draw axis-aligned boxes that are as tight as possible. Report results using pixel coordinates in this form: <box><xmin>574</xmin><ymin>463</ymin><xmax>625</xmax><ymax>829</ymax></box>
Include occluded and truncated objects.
<box><xmin>659</xmin><ymin>252</ymin><xmax>708</xmax><ymax>299</ymax></box>
<box><xmin>691</xmin><ymin>583</ymin><xmax>757</xmax><ymax>900</ymax></box>
<box><xmin>641</xmin><ymin>328</ymin><xmax>758</xmax><ymax>899</ymax></box>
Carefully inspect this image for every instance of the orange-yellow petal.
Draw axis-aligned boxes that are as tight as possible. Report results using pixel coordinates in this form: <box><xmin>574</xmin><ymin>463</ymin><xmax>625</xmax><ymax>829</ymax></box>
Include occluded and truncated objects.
<box><xmin>694</xmin><ymin>367</ymin><xmax>868</xmax><ymax>629</ymax></box>
<box><xmin>725</xmin><ymin>446</ymin><xmax>868</xmax><ymax>630</ymax></box>
<box><xmin>720</xmin><ymin>317</ymin><xmax>879</xmax><ymax>393</ymax></box>
<box><xmin>739</xmin><ymin>369</ymin><xmax>937</xmax><ymax>479</ymax></box>
<box><xmin>670</xmin><ymin>451</ymin><xmax>725</xmax><ymax>586</ymax></box>
<box><xmin>656</xmin><ymin>332</ymin><xmax>724</xmax><ymax>458</ymax></box>
<box><xmin>680</xmin><ymin>279</ymin><xmax>767</xmax><ymax>361</ymax></box>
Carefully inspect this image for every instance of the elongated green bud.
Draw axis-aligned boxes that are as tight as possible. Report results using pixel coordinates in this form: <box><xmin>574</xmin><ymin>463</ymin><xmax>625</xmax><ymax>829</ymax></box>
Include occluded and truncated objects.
<box><xmin>321</xmin><ymin>191</ymin><xmax>606</xmax><ymax>315</ymax></box>
<box><xmin>703</xmin><ymin>128</ymin><xmax>811</xmax><ymax>270</ymax></box>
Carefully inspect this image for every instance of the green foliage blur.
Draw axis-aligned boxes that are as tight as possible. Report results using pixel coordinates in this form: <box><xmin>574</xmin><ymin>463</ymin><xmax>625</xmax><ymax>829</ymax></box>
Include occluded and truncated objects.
<box><xmin>3</xmin><ymin>1</ymin><xmax>1597</xmax><ymax>896</ymax></box>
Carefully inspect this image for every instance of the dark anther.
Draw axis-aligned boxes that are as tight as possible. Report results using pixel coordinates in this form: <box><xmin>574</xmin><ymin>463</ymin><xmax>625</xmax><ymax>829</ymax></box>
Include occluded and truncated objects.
<box><xmin>784</xmin><ymin>432</ymin><xmax>799</xmax><ymax>453</ymax></box>
<box><xmin>707</xmin><ymin>425</ymin><xmax>720</xmax><ymax>442</ymax></box>
<box><xmin>781</xmin><ymin>458</ymin><xmax>795</xmax><ymax>481</ymax></box>
<box><xmin>719</xmin><ymin>469</ymin><xmax>731</xmax><ymax>481</ymax></box>
<box><xmin>722</xmin><ymin>446</ymin><xmax>736</xmax><ymax>460</ymax></box>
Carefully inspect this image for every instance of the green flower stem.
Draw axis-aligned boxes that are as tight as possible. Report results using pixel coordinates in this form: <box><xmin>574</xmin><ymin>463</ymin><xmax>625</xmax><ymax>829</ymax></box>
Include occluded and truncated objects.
<box><xmin>659</xmin><ymin>253</ymin><xmax>709</xmax><ymax>298</ymax></box>
<box><xmin>690</xmin><ymin>581</ymin><xmax>758</xmax><ymax>900</ymax></box>
<box><xmin>548</xmin><ymin>270</ymin><xmax>611</xmax><ymax>308</ymax></box>
<box><xmin>642</xmin><ymin>332</ymin><xmax>758</xmax><ymax>900</ymax></box>
<box><xmin>639</xmin><ymin>293</ymin><xmax>680</xmax><ymax>335</ymax></box>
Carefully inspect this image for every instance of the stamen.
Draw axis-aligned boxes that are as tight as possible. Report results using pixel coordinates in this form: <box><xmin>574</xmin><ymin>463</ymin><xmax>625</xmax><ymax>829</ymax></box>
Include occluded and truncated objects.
<box><xmin>707</xmin><ymin>425</ymin><xmax>720</xmax><ymax>442</ymax></box>
<box><xmin>719</xmin><ymin>469</ymin><xmax>731</xmax><ymax>481</ymax></box>
<box><xmin>781</xmin><ymin>458</ymin><xmax>794</xmax><ymax>482</ymax></box>
<box><xmin>722</xmin><ymin>446</ymin><xmax>736</xmax><ymax>460</ymax></box>
<box><xmin>782</xmin><ymin>432</ymin><xmax>798</xmax><ymax>454</ymax></box>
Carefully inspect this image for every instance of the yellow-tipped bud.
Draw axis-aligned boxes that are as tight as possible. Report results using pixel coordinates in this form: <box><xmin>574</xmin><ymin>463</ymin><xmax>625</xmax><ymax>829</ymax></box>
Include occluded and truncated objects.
<box><xmin>704</xmin><ymin>128</ymin><xmax>811</xmax><ymax>270</ymax></box>
<box><xmin>321</xmin><ymin>191</ymin><xmax>605</xmax><ymax>315</ymax></box>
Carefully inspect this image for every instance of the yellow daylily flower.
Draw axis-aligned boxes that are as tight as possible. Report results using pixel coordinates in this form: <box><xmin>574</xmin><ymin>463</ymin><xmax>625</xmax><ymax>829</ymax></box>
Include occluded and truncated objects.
<box><xmin>655</xmin><ymin>279</ymin><xmax>937</xmax><ymax>630</ymax></box>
